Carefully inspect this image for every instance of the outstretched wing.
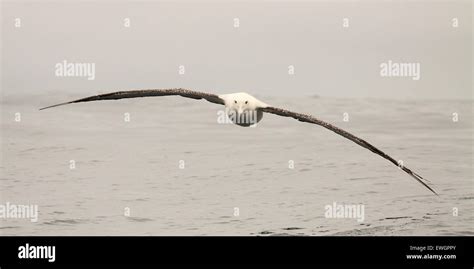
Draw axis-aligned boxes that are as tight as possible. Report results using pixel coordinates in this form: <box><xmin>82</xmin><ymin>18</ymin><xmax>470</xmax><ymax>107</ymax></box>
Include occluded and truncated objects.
<box><xmin>40</xmin><ymin>88</ymin><xmax>225</xmax><ymax>110</ymax></box>
<box><xmin>260</xmin><ymin>106</ymin><xmax>437</xmax><ymax>195</ymax></box>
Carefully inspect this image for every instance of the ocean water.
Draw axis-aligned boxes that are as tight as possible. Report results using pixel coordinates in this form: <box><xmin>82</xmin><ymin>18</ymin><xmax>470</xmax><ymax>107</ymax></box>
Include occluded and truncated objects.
<box><xmin>1</xmin><ymin>93</ymin><xmax>472</xmax><ymax>235</ymax></box>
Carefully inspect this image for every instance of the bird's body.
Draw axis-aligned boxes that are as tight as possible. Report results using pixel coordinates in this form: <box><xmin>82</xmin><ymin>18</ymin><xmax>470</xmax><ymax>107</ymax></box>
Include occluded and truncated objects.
<box><xmin>219</xmin><ymin>92</ymin><xmax>268</xmax><ymax>127</ymax></box>
<box><xmin>40</xmin><ymin>88</ymin><xmax>438</xmax><ymax>195</ymax></box>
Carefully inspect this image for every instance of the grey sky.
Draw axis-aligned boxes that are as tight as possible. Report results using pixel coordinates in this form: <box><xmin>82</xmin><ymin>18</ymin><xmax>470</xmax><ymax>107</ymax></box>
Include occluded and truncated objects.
<box><xmin>1</xmin><ymin>0</ymin><xmax>472</xmax><ymax>99</ymax></box>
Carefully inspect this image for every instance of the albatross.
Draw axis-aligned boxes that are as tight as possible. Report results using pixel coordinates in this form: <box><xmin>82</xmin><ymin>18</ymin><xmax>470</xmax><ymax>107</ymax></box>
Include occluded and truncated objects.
<box><xmin>40</xmin><ymin>88</ymin><xmax>437</xmax><ymax>195</ymax></box>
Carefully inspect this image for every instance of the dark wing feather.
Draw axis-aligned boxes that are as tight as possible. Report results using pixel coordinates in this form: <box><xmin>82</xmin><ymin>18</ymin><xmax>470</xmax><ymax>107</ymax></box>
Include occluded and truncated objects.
<box><xmin>261</xmin><ymin>106</ymin><xmax>437</xmax><ymax>195</ymax></box>
<box><xmin>40</xmin><ymin>88</ymin><xmax>224</xmax><ymax>110</ymax></box>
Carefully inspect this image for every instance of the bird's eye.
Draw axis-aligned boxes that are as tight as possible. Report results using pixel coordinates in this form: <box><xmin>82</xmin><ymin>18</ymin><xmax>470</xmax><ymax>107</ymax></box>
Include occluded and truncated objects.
<box><xmin>245</xmin><ymin>101</ymin><xmax>248</xmax><ymax>104</ymax></box>
<box><xmin>234</xmin><ymin>100</ymin><xmax>237</xmax><ymax>104</ymax></box>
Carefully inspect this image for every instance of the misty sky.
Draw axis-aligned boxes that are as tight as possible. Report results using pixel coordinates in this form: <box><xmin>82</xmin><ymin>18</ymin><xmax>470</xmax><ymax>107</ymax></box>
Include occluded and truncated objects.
<box><xmin>1</xmin><ymin>0</ymin><xmax>472</xmax><ymax>99</ymax></box>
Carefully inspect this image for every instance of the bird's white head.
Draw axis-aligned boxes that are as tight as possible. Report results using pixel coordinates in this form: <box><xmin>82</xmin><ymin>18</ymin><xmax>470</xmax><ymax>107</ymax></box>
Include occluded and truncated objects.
<box><xmin>219</xmin><ymin>92</ymin><xmax>268</xmax><ymax>127</ymax></box>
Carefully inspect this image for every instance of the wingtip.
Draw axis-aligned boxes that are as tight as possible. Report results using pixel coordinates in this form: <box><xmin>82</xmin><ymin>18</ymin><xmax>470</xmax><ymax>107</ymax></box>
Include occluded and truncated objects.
<box><xmin>39</xmin><ymin>104</ymin><xmax>55</xmax><ymax>110</ymax></box>
<box><xmin>424</xmin><ymin>182</ymin><xmax>439</xmax><ymax>196</ymax></box>
<box><xmin>426</xmin><ymin>184</ymin><xmax>439</xmax><ymax>196</ymax></box>
<box><xmin>39</xmin><ymin>102</ymin><xmax>71</xmax><ymax>110</ymax></box>
<box><xmin>412</xmin><ymin>172</ymin><xmax>438</xmax><ymax>196</ymax></box>
<box><xmin>400</xmin><ymin>166</ymin><xmax>437</xmax><ymax>196</ymax></box>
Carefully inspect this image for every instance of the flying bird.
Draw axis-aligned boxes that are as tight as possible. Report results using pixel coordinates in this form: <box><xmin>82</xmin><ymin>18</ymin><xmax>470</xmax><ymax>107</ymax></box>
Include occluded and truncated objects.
<box><xmin>40</xmin><ymin>88</ymin><xmax>437</xmax><ymax>195</ymax></box>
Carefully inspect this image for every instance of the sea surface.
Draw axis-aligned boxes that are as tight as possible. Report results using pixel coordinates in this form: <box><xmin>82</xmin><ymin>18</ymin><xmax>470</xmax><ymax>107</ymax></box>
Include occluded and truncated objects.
<box><xmin>1</xmin><ymin>93</ymin><xmax>473</xmax><ymax>235</ymax></box>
